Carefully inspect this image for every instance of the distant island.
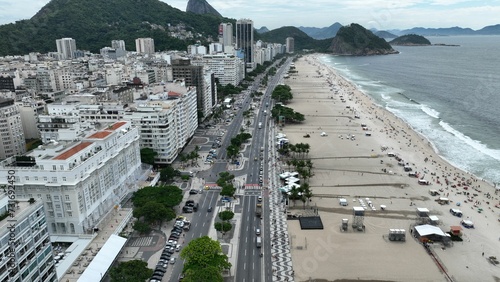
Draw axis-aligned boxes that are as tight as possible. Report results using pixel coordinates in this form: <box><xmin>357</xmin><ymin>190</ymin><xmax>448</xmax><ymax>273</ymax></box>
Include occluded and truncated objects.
<box><xmin>390</xmin><ymin>34</ymin><xmax>431</xmax><ymax>46</ymax></box>
<box><xmin>328</xmin><ymin>23</ymin><xmax>398</xmax><ymax>56</ymax></box>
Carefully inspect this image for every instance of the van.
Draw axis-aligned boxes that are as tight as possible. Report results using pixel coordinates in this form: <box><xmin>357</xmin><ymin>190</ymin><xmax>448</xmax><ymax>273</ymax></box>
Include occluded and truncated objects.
<box><xmin>256</xmin><ymin>236</ymin><xmax>262</xmax><ymax>248</ymax></box>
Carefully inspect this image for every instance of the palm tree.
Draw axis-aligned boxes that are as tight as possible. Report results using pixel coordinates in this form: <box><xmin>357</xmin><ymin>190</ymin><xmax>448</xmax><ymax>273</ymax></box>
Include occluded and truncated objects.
<box><xmin>289</xmin><ymin>186</ymin><xmax>300</xmax><ymax>207</ymax></box>
<box><xmin>301</xmin><ymin>183</ymin><xmax>313</xmax><ymax>206</ymax></box>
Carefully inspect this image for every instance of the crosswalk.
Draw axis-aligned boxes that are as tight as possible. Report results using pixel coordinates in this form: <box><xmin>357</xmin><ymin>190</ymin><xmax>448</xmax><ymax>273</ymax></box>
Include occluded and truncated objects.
<box><xmin>130</xmin><ymin>236</ymin><xmax>153</xmax><ymax>247</ymax></box>
<box><xmin>244</xmin><ymin>183</ymin><xmax>262</xmax><ymax>190</ymax></box>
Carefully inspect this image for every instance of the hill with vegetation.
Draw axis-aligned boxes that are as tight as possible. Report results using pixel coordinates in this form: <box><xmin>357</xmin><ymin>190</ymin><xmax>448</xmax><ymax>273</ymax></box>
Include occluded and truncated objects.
<box><xmin>390</xmin><ymin>34</ymin><xmax>431</xmax><ymax>46</ymax></box>
<box><xmin>0</xmin><ymin>0</ymin><xmax>234</xmax><ymax>55</ymax></box>
<box><xmin>259</xmin><ymin>26</ymin><xmax>330</xmax><ymax>51</ymax></box>
<box><xmin>328</xmin><ymin>23</ymin><xmax>398</xmax><ymax>55</ymax></box>
<box><xmin>186</xmin><ymin>0</ymin><xmax>222</xmax><ymax>17</ymax></box>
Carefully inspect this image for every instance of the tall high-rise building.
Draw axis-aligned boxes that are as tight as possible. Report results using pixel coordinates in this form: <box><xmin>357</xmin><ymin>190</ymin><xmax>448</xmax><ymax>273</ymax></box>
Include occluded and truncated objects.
<box><xmin>236</xmin><ymin>19</ymin><xmax>254</xmax><ymax>69</ymax></box>
<box><xmin>219</xmin><ymin>23</ymin><xmax>233</xmax><ymax>50</ymax></box>
<box><xmin>0</xmin><ymin>98</ymin><xmax>26</xmax><ymax>159</ymax></box>
<box><xmin>55</xmin><ymin>38</ymin><xmax>77</xmax><ymax>60</ymax></box>
<box><xmin>286</xmin><ymin>37</ymin><xmax>295</xmax><ymax>53</ymax></box>
<box><xmin>0</xmin><ymin>195</ymin><xmax>57</xmax><ymax>282</ymax></box>
<box><xmin>111</xmin><ymin>40</ymin><xmax>126</xmax><ymax>51</ymax></box>
<box><xmin>135</xmin><ymin>38</ymin><xmax>155</xmax><ymax>55</ymax></box>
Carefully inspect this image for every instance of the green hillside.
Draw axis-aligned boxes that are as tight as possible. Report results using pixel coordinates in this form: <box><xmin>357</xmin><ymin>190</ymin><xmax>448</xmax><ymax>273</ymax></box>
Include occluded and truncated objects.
<box><xmin>0</xmin><ymin>0</ymin><xmax>234</xmax><ymax>55</ymax></box>
<box><xmin>328</xmin><ymin>23</ymin><xmax>397</xmax><ymax>55</ymax></box>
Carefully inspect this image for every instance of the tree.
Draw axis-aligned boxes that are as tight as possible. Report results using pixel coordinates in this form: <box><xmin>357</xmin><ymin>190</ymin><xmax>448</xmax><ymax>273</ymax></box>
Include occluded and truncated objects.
<box><xmin>159</xmin><ymin>165</ymin><xmax>180</xmax><ymax>182</ymax></box>
<box><xmin>180</xmin><ymin>236</ymin><xmax>231</xmax><ymax>280</ymax></box>
<box><xmin>132</xmin><ymin>221</ymin><xmax>151</xmax><ymax>235</ymax></box>
<box><xmin>132</xmin><ymin>185</ymin><xmax>183</xmax><ymax>209</ymax></box>
<box><xmin>109</xmin><ymin>260</ymin><xmax>153</xmax><ymax>282</ymax></box>
<box><xmin>218</xmin><ymin>210</ymin><xmax>234</xmax><ymax>221</ymax></box>
<box><xmin>183</xmin><ymin>266</ymin><xmax>223</xmax><ymax>282</ymax></box>
<box><xmin>214</xmin><ymin>222</ymin><xmax>232</xmax><ymax>233</ymax></box>
<box><xmin>140</xmin><ymin>148</ymin><xmax>157</xmax><ymax>165</ymax></box>
<box><xmin>133</xmin><ymin>201</ymin><xmax>175</xmax><ymax>225</ymax></box>
<box><xmin>220</xmin><ymin>184</ymin><xmax>236</xmax><ymax>197</ymax></box>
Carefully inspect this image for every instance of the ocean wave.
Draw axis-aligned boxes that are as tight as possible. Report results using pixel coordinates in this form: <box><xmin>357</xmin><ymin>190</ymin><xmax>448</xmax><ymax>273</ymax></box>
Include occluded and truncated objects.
<box><xmin>421</xmin><ymin>105</ymin><xmax>440</xmax><ymax>119</ymax></box>
<box><xmin>438</xmin><ymin>120</ymin><xmax>500</xmax><ymax>161</ymax></box>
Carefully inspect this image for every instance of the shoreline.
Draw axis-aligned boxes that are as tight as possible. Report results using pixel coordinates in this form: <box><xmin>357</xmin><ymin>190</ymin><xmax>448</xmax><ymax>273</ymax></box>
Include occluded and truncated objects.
<box><xmin>280</xmin><ymin>54</ymin><xmax>500</xmax><ymax>282</ymax></box>
<box><xmin>316</xmin><ymin>53</ymin><xmax>499</xmax><ymax>189</ymax></box>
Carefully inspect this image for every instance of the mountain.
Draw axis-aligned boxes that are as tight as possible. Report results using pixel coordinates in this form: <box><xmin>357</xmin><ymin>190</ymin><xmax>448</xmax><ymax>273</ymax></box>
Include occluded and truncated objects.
<box><xmin>395</xmin><ymin>26</ymin><xmax>476</xmax><ymax>36</ymax></box>
<box><xmin>256</xmin><ymin>26</ymin><xmax>270</xmax><ymax>34</ymax></box>
<box><xmin>259</xmin><ymin>26</ymin><xmax>330</xmax><ymax>51</ymax></box>
<box><xmin>0</xmin><ymin>0</ymin><xmax>233</xmax><ymax>56</ymax></box>
<box><xmin>476</xmin><ymin>24</ymin><xmax>500</xmax><ymax>35</ymax></box>
<box><xmin>374</xmin><ymin>30</ymin><xmax>397</xmax><ymax>39</ymax></box>
<box><xmin>328</xmin><ymin>23</ymin><xmax>398</xmax><ymax>56</ymax></box>
<box><xmin>390</xmin><ymin>34</ymin><xmax>431</xmax><ymax>46</ymax></box>
<box><xmin>186</xmin><ymin>0</ymin><xmax>222</xmax><ymax>17</ymax></box>
<box><xmin>298</xmin><ymin>22</ymin><xmax>342</xmax><ymax>39</ymax></box>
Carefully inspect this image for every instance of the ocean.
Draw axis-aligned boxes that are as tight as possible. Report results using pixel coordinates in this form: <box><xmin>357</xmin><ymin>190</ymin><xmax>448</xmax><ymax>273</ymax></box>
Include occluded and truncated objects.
<box><xmin>319</xmin><ymin>35</ymin><xmax>500</xmax><ymax>185</ymax></box>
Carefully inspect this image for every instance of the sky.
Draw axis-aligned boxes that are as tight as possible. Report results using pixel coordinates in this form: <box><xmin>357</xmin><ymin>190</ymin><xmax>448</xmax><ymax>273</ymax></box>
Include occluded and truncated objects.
<box><xmin>0</xmin><ymin>0</ymin><xmax>499</xmax><ymax>31</ymax></box>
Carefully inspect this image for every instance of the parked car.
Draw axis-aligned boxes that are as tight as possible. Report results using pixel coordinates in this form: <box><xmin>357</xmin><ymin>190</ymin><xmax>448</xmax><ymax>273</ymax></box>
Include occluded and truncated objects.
<box><xmin>182</xmin><ymin>206</ymin><xmax>193</xmax><ymax>213</ymax></box>
<box><xmin>170</xmin><ymin>257</ymin><xmax>177</xmax><ymax>264</ymax></box>
<box><xmin>189</xmin><ymin>190</ymin><xmax>198</xmax><ymax>195</ymax></box>
<box><xmin>193</xmin><ymin>203</ymin><xmax>199</xmax><ymax>212</ymax></box>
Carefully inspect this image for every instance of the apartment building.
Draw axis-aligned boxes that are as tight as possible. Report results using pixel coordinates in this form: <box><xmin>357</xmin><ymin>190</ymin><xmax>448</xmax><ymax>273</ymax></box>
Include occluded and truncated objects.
<box><xmin>192</xmin><ymin>54</ymin><xmax>244</xmax><ymax>86</ymax></box>
<box><xmin>135</xmin><ymin>38</ymin><xmax>155</xmax><ymax>55</ymax></box>
<box><xmin>55</xmin><ymin>38</ymin><xmax>77</xmax><ymax>60</ymax></box>
<box><xmin>0</xmin><ymin>98</ymin><xmax>26</xmax><ymax>160</ymax></box>
<box><xmin>123</xmin><ymin>82</ymin><xmax>198</xmax><ymax>164</ymax></box>
<box><xmin>0</xmin><ymin>121</ymin><xmax>142</xmax><ymax>235</ymax></box>
<box><xmin>0</xmin><ymin>195</ymin><xmax>57</xmax><ymax>282</ymax></box>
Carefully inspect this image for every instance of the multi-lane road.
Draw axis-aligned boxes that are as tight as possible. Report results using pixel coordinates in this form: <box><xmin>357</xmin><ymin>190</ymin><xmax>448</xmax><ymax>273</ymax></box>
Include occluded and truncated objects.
<box><xmin>169</xmin><ymin>58</ymin><xmax>293</xmax><ymax>282</ymax></box>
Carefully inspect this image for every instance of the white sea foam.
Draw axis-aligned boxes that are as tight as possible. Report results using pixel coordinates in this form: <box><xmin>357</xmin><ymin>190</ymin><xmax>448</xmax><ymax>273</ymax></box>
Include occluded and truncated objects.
<box><xmin>438</xmin><ymin>121</ymin><xmax>500</xmax><ymax>162</ymax></box>
<box><xmin>420</xmin><ymin>105</ymin><xmax>440</xmax><ymax>119</ymax></box>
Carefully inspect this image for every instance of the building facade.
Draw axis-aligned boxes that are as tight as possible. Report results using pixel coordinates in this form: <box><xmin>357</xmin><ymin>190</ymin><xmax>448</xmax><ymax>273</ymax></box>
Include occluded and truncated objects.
<box><xmin>135</xmin><ymin>38</ymin><xmax>155</xmax><ymax>55</ymax></box>
<box><xmin>286</xmin><ymin>37</ymin><xmax>295</xmax><ymax>53</ymax></box>
<box><xmin>235</xmin><ymin>19</ymin><xmax>254</xmax><ymax>70</ymax></box>
<box><xmin>0</xmin><ymin>196</ymin><xmax>57</xmax><ymax>282</ymax></box>
<box><xmin>0</xmin><ymin>121</ymin><xmax>142</xmax><ymax>235</ymax></box>
<box><xmin>219</xmin><ymin>23</ymin><xmax>234</xmax><ymax>51</ymax></box>
<box><xmin>192</xmin><ymin>54</ymin><xmax>244</xmax><ymax>86</ymax></box>
<box><xmin>0</xmin><ymin>98</ymin><xmax>26</xmax><ymax>160</ymax></box>
<box><xmin>55</xmin><ymin>38</ymin><xmax>77</xmax><ymax>60</ymax></box>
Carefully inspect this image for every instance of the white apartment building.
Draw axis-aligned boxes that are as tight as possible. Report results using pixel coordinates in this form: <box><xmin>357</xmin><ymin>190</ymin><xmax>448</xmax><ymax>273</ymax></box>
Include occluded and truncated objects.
<box><xmin>104</xmin><ymin>64</ymin><xmax>124</xmax><ymax>85</ymax></box>
<box><xmin>0</xmin><ymin>121</ymin><xmax>142</xmax><ymax>235</ymax></box>
<box><xmin>17</xmin><ymin>97</ymin><xmax>45</xmax><ymax>140</ymax></box>
<box><xmin>135</xmin><ymin>38</ymin><xmax>155</xmax><ymax>55</ymax></box>
<box><xmin>0</xmin><ymin>98</ymin><xmax>26</xmax><ymax>159</ymax></box>
<box><xmin>192</xmin><ymin>54</ymin><xmax>244</xmax><ymax>86</ymax></box>
<box><xmin>0</xmin><ymin>196</ymin><xmax>57</xmax><ymax>282</ymax></box>
<box><xmin>111</xmin><ymin>40</ymin><xmax>126</xmax><ymax>51</ymax></box>
<box><xmin>55</xmin><ymin>38</ymin><xmax>77</xmax><ymax>60</ymax></box>
<box><xmin>123</xmin><ymin>82</ymin><xmax>197</xmax><ymax>164</ymax></box>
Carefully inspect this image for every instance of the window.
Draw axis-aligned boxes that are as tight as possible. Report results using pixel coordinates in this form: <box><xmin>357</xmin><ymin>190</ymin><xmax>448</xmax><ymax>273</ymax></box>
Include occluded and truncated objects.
<box><xmin>46</xmin><ymin>195</ymin><xmax>51</xmax><ymax>201</ymax></box>
<box><xmin>57</xmin><ymin>213</ymin><xmax>62</xmax><ymax>218</ymax></box>
<box><xmin>43</xmin><ymin>177</ymin><xmax>47</xmax><ymax>181</ymax></box>
<box><xmin>48</xmin><ymin>211</ymin><xmax>54</xmax><ymax>217</ymax></box>
<box><xmin>55</xmin><ymin>204</ymin><xmax>61</xmax><ymax>209</ymax></box>
<box><xmin>67</xmin><ymin>212</ymin><xmax>72</xmax><ymax>217</ymax></box>
<box><xmin>52</xmin><ymin>165</ymin><xmax>56</xmax><ymax>171</ymax></box>
<box><xmin>52</xmin><ymin>177</ymin><xmax>57</xmax><ymax>182</ymax></box>
<box><xmin>34</xmin><ymin>176</ymin><xmax>38</xmax><ymax>181</ymax></box>
<box><xmin>62</xmin><ymin>177</ymin><xmax>67</xmax><ymax>181</ymax></box>
<box><xmin>65</xmin><ymin>203</ymin><xmax>71</xmax><ymax>210</ymax></box>
<box><xmin>54</xmin><ymin>196</ymin><xmax>59</xmax><ymax>200</ymax></box>
<box><xmin>25</xmin><ymin>176</ymin><xmax>29</xmax><ymax>180</ymax></box>
<box><xmin>47</xmin><ymin>203</ymin><xmax>53</xmax><ymax>210</ymax></box>
<box><xmin>65</xmin><ymin>195</ymin><xmax>70</xmax><ymax>201</ymax></box>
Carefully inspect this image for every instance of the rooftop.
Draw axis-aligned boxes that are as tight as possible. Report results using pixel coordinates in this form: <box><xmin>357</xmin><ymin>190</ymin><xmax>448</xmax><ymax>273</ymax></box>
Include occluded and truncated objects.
<box><xmin>53</xmin><ymin>142</ymin><xmax>92</xmax><ymax>160</ymax></box>
<box><xmin>108</xmin><ymin>121</ymin><xmax>127</xmax><ymax>130</ymax></box>
<box><xmin>87</xmin><ymin>131</ymin><xmax>112</xmax><ymax>139</ymax></box>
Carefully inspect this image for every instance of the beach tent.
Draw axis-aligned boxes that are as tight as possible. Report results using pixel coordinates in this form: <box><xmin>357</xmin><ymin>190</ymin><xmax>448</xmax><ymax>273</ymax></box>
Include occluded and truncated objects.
<box><xmin>285</xmin><ymin>176</ymin><xmax>300</xmax><ymax>184</ymax></box>
<box><xmin>279</xmin><ymin>172</ymin><xmax>292</xmax><ymax>179</ymax></box>
<box><xmin>414</xmin><ymin>224</ymin><xmax>447</xmax><ymax>242</ymax></box>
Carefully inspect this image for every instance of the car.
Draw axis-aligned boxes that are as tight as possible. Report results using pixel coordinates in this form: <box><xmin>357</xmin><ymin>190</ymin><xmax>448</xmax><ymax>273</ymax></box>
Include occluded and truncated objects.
<box><xmin>193</xmin><ymin>203</ymin><xmax>199</xmax><ymax>212</ymax></box>
<box><xmin>256</xmin><ymin>228</ymin><xmax>261</xmax><ymax>235</ymax></box>
<box><xmin>151</xmin><ymin>274</ymin><xmax>164</xmax><ymax>280</ymax></box>
<box><xmin>155</xmin><ymin>267</ymin><xmax>167</xmax><ymax>273</ymax></box>
<box><xmin>258</xmin><ymin>196</ymin><xmax>262</xmax><ymax>202</ymax></box>
<box><xmin>169</xmin><ymin>234</ymin><xmax>180</xmax><ymax>240</ymax></box>
<box><xmin>170</xmin><ymin>257</ymin><xmax>176</xmax><ymax>264</ymax></box>
<box><xmin>165</xmin><ymin>248</ymin><xmax>175</xmax><ymax>255</ymax></box>
<box><xmin>182</xmin><ymin>206</ymin><xmax>193</xmax><ymax>213</ymax></box>
<box><xmin>186</xmin><ymin>200</ymin><xmax>195</xmax><ymax>205</ymax></box>
<box><xmin>171</xmin><ymin>231</ymin><xmax>181</xmax><ymax>237</ymax></box>
<box><xmin>172</xmin><ymin>227</ymin><xmax>182</xmax><ymax>233</ymax></box>
<box><xmin>207</xmin><ymin>206</ymin><xmax>212</xmax><ymax>212</ymax></box>
<box><xmin>189</xmin><ymin>189</ymin><xmax>198</xmax><ymax>195</ymax></box>
<box><xmin>175</xmin><ymin>244</ymin><xmax>181</xmax><ymax>252</ymax></box>
<box><xmin>160</xmin><ymin>254</ymin><xmax>171</xmax><ymax>260</ymax></box>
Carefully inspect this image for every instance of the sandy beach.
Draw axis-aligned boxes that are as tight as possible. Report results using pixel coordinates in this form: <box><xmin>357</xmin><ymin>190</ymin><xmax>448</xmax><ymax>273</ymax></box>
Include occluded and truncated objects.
<box><xmin>279</xmin><ymin>55</ymin><xmax>500</xmax><ymax>282</ymax></box>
